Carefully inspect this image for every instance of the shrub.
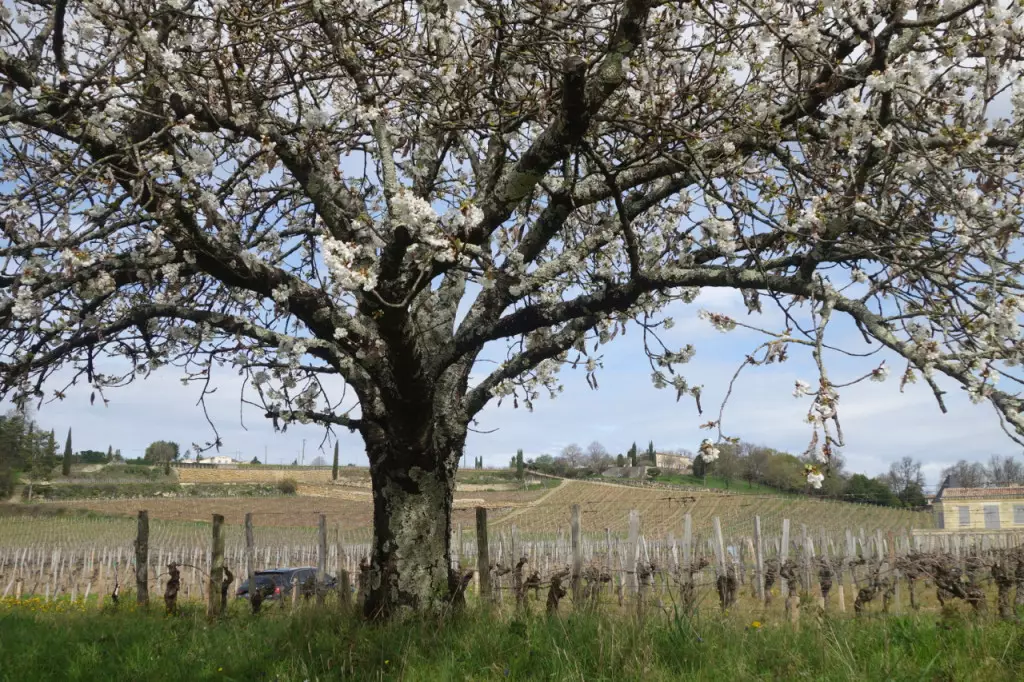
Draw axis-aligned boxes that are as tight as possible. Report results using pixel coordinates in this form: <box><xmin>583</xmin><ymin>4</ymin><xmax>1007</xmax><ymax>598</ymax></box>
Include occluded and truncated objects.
<box><xmin>277</xmin><ymin>478</ymin><xmax>298</xmax><ymax>495</ymax></box>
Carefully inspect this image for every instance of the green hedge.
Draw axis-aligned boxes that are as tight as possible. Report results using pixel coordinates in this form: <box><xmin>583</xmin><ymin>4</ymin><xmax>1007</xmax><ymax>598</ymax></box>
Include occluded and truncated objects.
<box><xmin>28</xmin><ymin>482</ymin><xmax>283</xmax><ymax>500</ymax></box>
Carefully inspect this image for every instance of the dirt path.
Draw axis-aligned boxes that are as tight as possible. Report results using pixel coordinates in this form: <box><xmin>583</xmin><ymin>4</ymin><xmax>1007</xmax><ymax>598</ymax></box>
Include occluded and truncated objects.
<box><xmin>490</xmin><ymin>478</ymin><xmax>568</xmax><ymax>525</ymax></box>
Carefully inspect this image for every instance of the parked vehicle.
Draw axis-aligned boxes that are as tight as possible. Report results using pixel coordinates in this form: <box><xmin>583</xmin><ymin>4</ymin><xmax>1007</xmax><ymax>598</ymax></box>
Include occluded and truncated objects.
<box><xmin>235</xmin><ymin>567</ymin><xmax>336</xmax><ymax>601</ymax></box>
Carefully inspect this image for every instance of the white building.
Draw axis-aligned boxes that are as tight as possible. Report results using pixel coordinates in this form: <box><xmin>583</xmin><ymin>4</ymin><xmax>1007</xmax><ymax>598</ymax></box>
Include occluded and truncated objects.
<box><xmin>654</xmin><ymin>452</ymin><xmax>693</xmax><ymax>471</ymax></box>
<box><xmin>199</xmin><ymin>455</ymin><xmax>238</xmax><ymax>465</ymax></box>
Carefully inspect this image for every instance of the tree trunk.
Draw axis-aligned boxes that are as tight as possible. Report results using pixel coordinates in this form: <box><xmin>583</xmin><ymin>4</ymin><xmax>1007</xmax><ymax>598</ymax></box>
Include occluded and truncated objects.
<box><xmin>363</xmin><ymin>439</ymin><xmax>460</xmax><ymax>620</ymax></box>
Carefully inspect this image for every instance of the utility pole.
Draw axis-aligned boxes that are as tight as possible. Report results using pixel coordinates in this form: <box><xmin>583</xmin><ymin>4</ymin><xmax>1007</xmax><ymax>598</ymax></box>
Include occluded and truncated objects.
<box><xmin>301</xmin><ymin>439</ymin><xmax>306</xmax><ymax>466</ymax></box>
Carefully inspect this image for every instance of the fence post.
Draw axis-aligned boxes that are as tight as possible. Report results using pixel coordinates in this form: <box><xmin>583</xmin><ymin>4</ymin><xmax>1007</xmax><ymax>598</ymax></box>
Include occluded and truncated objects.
<box><xmin>682</xmin><ymin>513</ymin><xmax>692</xmax><ymax>573</ymax></box>
<box><xmin>135</xmin><ymin>510</ymin><xmax>149</xmax><ymax>606</ymax></box>
<box><xmin>317</xmin><ymin>514</ymin><xmax>327</xmax><ymax>606</ymax></box>
<box><xmin>888</xmin><ymin>529</ymin><xmax>901</xmax><ymax>613</ymax></box>
<box><xmin>712</xmin><ymin>516</ymin><xmax>729</xmax><ymax>610</ymax></box>
<box><xmin>244</xmin><ymin>512</ymin><xmax>256</xmax><ymax>610</ymax></box>
<box><xmin>208</xmin><ymin>514</ymin><xmax>225</xmax><ymax>618</ymax></box>
<box><xmin>605</xmin><ymin>527</ymin><xmax>618</xmax><ymax>601</ymax></box>
<box><xmin>780</xmin><ymin>518</ymin><xmax>791</xmax><ymax>599</ymax></box>
<box><xmin>628</xmin><ymin>510</ymin><xmax>640</xmax><ymax>596</ymax></box>
<box><xmin>476</xmin><ymin>507</ymin><xmax>490</xmax><ymax>602</ymax></box>
<box><xmin>570</xmin><ymin>504</ymin><xmax>582</xmax><ymax>604</ymax></box>
<box><xmin>96</xmin><ymin>565</ymin><xmax>104</xmax><ymax>610</ymax></box>
<box><xmin>801</xmin><ymin>523</ymin><xmax>811</xmax><ymax>593</ymax></box>
<box><xmin>712</xmin><ymin>517</ymin><xmax>727</xmax><ymax>583</ymax></box>
<box><xmin>754</xmin><ymin>515</ymin><xmax>765</xmax><ymax>602</ymax></box>
<box><xmin>336</xmin><ymin>524</ymin><xmax>350</xmax><ymax>610</ymax></box>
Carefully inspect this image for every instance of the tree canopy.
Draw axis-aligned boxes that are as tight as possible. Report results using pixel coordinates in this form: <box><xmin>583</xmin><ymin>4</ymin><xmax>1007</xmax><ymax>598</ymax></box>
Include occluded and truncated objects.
<box><xmin>143</xmin><ymin>440</ymin><xmax>179</xmax><ymax>464</ymax></box>
<box><xmin>2</xmin><ymin>0</ymin><xmax>1024</xmax><ymax>618</ymax></box>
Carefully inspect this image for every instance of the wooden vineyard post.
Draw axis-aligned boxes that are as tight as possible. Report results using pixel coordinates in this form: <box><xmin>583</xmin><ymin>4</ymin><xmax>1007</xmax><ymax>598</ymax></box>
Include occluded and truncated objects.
<box><xmin>845</xmin><ymin>528</ymin><xmax>858</xmax><ymax>593</ymax></box>
<box><xmin>780</xmin><ymin>519</ymin><xmax>791</xmax><ymax>600</ymax></box>
<box><xmin>801</xmin><ymin>524</ymin><xmax>812</xmax><ymax>597</ymax></box>
<box><xmin>476</xmin><ymin>507</ymin><xmax>490</xmax><ymax>603</ymax></box>
<box><xmin>712</xmin><ymin>517</ymin><xmax>727</xmax><ymax>610</ymax></box>
<box><xmin>683</xmin><ymin>513</ymin><xmax>692</xmax><ymax>573</ymax></box>
<box><xmin>754</xmin><ymin>516</ymin><xmax>765</xmax><ymax>602</ymax></box>
<box><xmin>96</xmin><ymin>565</ymin><xmax>104</xmax><ymax>610</ymax></box>
<box><xmin>605</xmin><ymin>527</ymin><xmax>619</xmax><ymax>604</ymax></box>
<box><xmin>208</xmin><ymin>514</ymin><xmax>225</xmax><ymax>619</ymax></box>
<box><xmin>135</xmin><ymin>511</ymin><xmax>149</xmax><ymax>607</ymax></box>
<box><xmin>712</xmin><ymin>517</ymin><xmax>727</xmax><ymax>577</ymax></box>
<box><xmin>291</xmin><ymin>576</ymin><xmax>299</xmax><ymax>610</ymax></box>
<box><xmin>337</xmin><ymin>524</ymin><xmax>350</xmax><ymax>611</ymax></box>
<box><xmin>570</xmin><ymin>504</ymin><xmax>582</xmax><ymax>605</ymax></box>
<box><xmin>317</xmin><ymin>514</ymin><xmax>328</xmax><ymax>606</ymax></box>
<box><xmin>888</xmin><ymin>530</ymin><xmax>901</xmax><ymax>614</ymax></box>
<box><xmin>245</xmin><ymin>512</ymin><xmax>256</xmax><ymax>611</ymax></box>
<box><xmin>627</xmin><ymin>510</ymin><xmax>640</xmax><ymax>596</ymax></box>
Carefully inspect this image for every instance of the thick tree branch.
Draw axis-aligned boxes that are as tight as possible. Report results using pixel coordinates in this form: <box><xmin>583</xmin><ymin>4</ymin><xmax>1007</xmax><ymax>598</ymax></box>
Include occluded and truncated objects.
<box><xmin>465</xmin><ymin>0</ymin><xmax>653</xmax><ymax>246</ymax></box>
<box><xmin>464</xmin><ymin>315</ymin><xmax>600</xmax><ymax>416</ymax></box>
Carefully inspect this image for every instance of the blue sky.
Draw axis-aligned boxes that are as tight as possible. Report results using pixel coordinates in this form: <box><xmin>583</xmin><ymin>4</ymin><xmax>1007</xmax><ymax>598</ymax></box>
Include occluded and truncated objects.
<box><xmin>3</xmin><ymin>20</ymin><xmax>1020</xmax><ymax>489</ymax></box>
<box><xmin>12</xmin><ymin>284</ymin><xmax>1018</xmax><ymax>490</ymax></box>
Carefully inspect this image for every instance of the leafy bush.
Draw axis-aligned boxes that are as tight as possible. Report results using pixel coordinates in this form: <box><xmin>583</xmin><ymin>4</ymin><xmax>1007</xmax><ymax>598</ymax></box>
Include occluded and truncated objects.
<box><xmin>277</xmin><ymin>478</ymin><xmax>298</xmax><ymax>495</ymax></box>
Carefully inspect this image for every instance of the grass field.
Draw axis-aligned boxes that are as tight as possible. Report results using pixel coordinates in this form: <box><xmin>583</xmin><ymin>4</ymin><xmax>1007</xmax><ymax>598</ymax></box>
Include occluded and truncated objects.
<box><xmin>0</xmin><ymin>602</ymin><xmax>1020</xmax><ymax>681</ymax></box>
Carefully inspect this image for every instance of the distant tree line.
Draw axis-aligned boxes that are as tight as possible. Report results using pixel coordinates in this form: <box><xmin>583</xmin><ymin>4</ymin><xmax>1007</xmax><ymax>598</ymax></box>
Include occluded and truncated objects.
<box><xmin>940</xmin><ymin>455</ymin><xmax>1024</xmax><ymax>489</ymax></box>
<box><xmin>0</xmin><ymin>409</ymin><xmax>139</xmax><ymax>498</ymax></box>
<box><xmin>0</xmin><ymin>410</ymin><xmax>58</xmax><ymax>495</ymax></box>
<box><xmin>519</xmin><ymin>438</ymin><xmax>944</xmax><ymax>508</ymax></box>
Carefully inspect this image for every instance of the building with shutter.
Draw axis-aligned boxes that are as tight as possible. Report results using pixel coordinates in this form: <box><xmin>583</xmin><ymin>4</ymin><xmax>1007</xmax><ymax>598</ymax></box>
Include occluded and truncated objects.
<box><xmin>931</xmin><ymin>485</ymin><xmax>1024</xmax><ymax>531</ymax></box>
<box><xmin>653</xmin><ymin>452</ymin><xmax>693</xmax><ymax>471</ymax></box>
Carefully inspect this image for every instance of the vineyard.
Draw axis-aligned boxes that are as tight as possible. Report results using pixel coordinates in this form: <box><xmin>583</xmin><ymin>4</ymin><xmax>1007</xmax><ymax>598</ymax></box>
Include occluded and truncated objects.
<box><xmin>3</xmin><ymin>475</ymin><xmax>1024</xmax><ymax>682</ymax></box>
<box><xmin>0</xmin><ymin>474</ymin><xmax>937</xmax><ymax>613</ymax></box>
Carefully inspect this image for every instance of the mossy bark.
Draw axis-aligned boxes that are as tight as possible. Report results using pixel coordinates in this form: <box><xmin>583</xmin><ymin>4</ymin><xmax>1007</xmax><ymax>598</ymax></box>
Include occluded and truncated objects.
<box><xmin>363</xmin><ymin>437</ymin><xmax>462</xmax><ymax>620</ymax></box>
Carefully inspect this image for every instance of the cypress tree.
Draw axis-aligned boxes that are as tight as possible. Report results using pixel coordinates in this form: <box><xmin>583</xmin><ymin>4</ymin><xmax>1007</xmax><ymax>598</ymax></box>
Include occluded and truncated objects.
<box><xmin>332</xmin><ymin>441</ymin><xmax>339</xmax><ymax>481</ymax></box>
<box><xmin>43</xmin><ymin>430</ymin><xmax>57</xmax><ymax>474</ymax></box>
<box><xmin>647</xmin><ymin>441</ymin><xmax>656</xmax><ymax>464</ymax></box>
<box><xmin>62</xmin><ymin>428</ymin><xmax>72</xmax><ymax>476</ymax></box>
<box><xmin>629</xmin><ymin>443</ymin><xmax>638</xmax><ymax>467</ymax></box>
<box><xmin>515</xmin><ymin>449</ymin><xmax>524</xmax><ymax>481</ymax></box>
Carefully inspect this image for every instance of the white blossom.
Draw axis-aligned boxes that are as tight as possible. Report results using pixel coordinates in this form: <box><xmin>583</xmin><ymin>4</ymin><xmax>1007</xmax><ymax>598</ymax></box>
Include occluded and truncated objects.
<box><xmin>698</xmin><ymin>439</ymin><xmax>719</xmax><ymax>463</ymax></box>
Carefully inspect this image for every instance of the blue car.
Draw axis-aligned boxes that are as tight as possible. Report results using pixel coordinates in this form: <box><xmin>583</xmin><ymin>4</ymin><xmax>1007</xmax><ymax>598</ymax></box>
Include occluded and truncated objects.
<box><xmin>235</xmin><ymin>567</ymin><xmax>337</xmax><ymax>601</ymax></box>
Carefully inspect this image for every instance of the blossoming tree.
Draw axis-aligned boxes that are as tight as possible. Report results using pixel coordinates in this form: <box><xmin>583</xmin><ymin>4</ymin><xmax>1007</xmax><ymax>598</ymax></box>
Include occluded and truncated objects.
<box><xmin>2</xmin><ymin>0</ymin><xmax>1024</xmax><ymax>618</ymax></box>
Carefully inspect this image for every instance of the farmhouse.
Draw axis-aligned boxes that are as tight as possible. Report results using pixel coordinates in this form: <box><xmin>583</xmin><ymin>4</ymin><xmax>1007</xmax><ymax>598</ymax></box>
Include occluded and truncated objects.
<box><xmin>198</xmin><ymin>455</ymin><xmax>239</xmax><ymax>465</ymax></box>
<box><xmin>654</xmin><ymin>452</ymin><xmax>692</xmax><ymax>471</ymax></box>
<box><xmin>931</xmin><ymin>485</ymin><xmax>1024</xmax><ymax>531</ymax></box>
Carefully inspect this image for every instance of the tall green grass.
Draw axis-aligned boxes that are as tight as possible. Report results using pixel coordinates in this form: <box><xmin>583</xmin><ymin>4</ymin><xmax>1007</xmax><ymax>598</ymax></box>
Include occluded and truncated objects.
<box><xmin>0</xmin><ymin>602</ymin><xmax>1021</xmax><ymax>681</ymax></box>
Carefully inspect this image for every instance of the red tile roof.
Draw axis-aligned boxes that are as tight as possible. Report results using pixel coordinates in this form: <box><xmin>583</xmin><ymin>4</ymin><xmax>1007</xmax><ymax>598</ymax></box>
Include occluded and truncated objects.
<box><xmin>940</xmin><ymin>487</ymin><xmax>1024</xmax><ymax>500</ymax></box>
